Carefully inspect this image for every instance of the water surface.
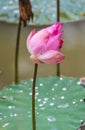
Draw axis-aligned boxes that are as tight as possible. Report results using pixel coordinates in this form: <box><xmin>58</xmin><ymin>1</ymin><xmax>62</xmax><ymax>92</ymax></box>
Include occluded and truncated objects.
<box><xmin>0</xmin><ymin>20</ymin><xmax>85</xmax><ymax>88</ymax></box>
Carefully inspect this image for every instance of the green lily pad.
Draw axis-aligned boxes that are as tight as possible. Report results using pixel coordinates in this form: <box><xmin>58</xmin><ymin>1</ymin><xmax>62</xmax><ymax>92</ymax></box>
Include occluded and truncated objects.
<box><xmin>0</xmin><ymin>0</ymin><xmax>85</xmax><ymax>24</ymax></box>
<box><xmin>0</xmin><ymin>76</ymin><xmax>85</xmax><ymax>130</ymax></box>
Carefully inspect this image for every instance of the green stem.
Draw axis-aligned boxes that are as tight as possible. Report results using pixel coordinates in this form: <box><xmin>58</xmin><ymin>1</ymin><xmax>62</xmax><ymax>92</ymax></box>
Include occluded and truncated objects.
<box><xmin>56</xmin><ymin>0</ymin><xmax>60</xmax><ymax>76</ymax></box>
<box><xmin>32</xmin><ymin>64</ymin><xmax>38</xmax><ymax>130</ymax></box>
<box><xmin>57</xmin><ymin>0</ymin><xmax>60</xmax><ymax>22</ymax></box>
<box><xmin>15</xmin><ymin>17</ymin><xmax>22</xmax><ymax>83</ymax></box>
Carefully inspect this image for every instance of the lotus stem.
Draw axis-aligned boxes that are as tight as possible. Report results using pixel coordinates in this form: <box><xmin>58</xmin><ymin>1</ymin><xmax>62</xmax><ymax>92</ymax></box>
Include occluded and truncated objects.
<box><xmin>56</xmin><ymin>0</ymin><xmax>60</xmax><ymax>76</ymax></box>
<box><xmin>32</xmin><ymin>64</ymin><xmax>38</xmax><ymax>130</ymax></box>
<box><xmin>57</xmin><ymin>0</ymin><xmax>60</xmax><ymax>21</ymax></box>
<box><xmin>15</xmin><ymin>17</ymin><xmax>22</xmax><ymax>83</ymax></box>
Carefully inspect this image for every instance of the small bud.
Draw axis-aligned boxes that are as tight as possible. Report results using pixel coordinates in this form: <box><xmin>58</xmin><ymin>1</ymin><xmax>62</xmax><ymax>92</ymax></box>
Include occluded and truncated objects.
<box><xmin>19</xmin><ymin>0</ymin><xmax>33</xmax><ymax>26</ymax></box>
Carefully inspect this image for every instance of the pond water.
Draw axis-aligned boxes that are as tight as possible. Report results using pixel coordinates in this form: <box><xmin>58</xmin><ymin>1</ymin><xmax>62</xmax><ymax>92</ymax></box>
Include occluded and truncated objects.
<box><xmin>0</xmin><ymin>20</ymin><xmax>85</xmax><ymax>88</ymax></box>
<box><xmin>0</xmin><ymin>0</ymin><xmax>85</xmax><ymax>24</ymax></box>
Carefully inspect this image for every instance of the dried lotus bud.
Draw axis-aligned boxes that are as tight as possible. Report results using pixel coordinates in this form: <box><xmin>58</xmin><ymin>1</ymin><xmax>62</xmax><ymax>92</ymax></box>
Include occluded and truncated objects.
<box><xmin>77</xmin><ymin>121</ymin><xmax>85</xmax><ymax>130</ymax></box>
<box><xmin>19</xmin><ymin>0</ymin><xmax>33</xmax><ymax>26</ymax></box>
<box><xmin>80</xmin><ymin>77</ymin><xmax>85</xmax><ymax>87</ymax></box>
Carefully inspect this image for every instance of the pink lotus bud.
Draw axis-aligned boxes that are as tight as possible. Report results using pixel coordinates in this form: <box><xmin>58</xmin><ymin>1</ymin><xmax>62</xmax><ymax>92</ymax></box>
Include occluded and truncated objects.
<box><xmin>26</xmin><ymin>22</ymin><xmax>65</xmax><ymax>64</ymax></box>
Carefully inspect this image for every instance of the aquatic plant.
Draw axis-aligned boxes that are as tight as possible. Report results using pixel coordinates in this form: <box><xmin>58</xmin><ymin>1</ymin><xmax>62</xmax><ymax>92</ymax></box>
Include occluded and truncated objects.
<box><xmin>0</xmin><ymin>76</ymin><xmax>85</xmax><ymax>130</ymax></box>
<box><xmin>19</xmin><ymin>0</ymin><xmax>33</xmax><ymax>26</ymax></box>
<box><xmin>26</xmin><ymin>22</ymin><xmax>64</xmax><ymax>130</ymax></box>
<box><xmin>56</xmin><ymin>0</ymin><xmax>60</xmax><ymax>76</ymax></box>
<box><xmin>15</xmin><ymin>0</ymin><xmax>33</xmax><ymax>83</ymax></box>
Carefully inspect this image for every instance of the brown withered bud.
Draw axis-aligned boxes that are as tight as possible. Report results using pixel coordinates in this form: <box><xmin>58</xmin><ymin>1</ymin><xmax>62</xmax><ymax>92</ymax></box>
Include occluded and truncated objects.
<box><xmin>77</xmin><ymin>121</ymin><xmax>85</xmax><ymax>130</ymax></box>
<box><xmin>19</xmin><ymin>0</ymin><xmax>33</xmax><ymax>26</ymax></box>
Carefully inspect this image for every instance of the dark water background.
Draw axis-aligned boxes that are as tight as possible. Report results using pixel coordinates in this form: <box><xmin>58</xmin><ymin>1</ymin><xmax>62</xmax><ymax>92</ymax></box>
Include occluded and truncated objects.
<box><xmin>0</xmin><ymin>20</ymin><xmax>85</xmax><ymax>88</ymax></box>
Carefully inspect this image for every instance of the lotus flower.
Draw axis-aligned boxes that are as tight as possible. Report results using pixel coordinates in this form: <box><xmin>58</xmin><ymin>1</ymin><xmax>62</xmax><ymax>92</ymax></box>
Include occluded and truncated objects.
<box><xmin>26</xmin><ymin>22</ymin><xmax>65</xmax><ymax>64</ymax></box>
